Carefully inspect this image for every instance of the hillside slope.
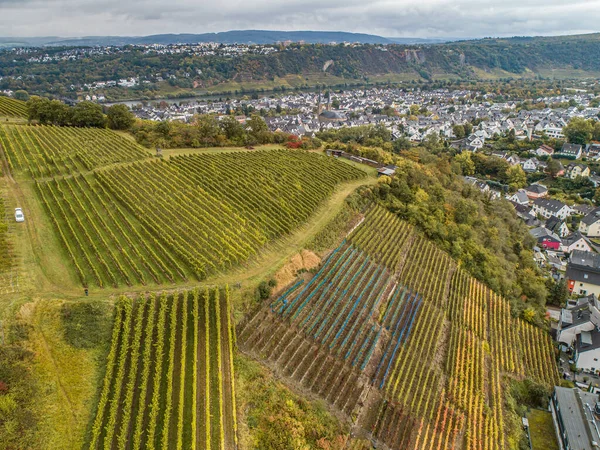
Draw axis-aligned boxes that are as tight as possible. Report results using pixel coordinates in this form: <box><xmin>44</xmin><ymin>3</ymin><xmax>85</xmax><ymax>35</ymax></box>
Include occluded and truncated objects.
<box><xmin>2</xmin><ymin>33</ymin><xmax>600</xmax><ymax>97</ymax></box>
<box><xmin>239</xmin><ymin>206</ymin><xmax>558</xmax><ymax>449</ymax></box>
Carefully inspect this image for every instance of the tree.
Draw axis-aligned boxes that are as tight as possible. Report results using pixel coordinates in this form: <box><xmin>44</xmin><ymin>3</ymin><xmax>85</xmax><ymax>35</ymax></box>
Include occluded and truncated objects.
<box><xmin>71</xmin><ymin>101</ymin><xmax>106</xmax><ymax>128</ymax></box>
<box><xmin>26</xmin><ymin>96</ymin><xmax>71</xmax><ymax>125</ymax></box>
<box><xmin>247</xmin><ymin>115</ymin><xmax>272</xmax><ymax>144</ymax></box>
<box><xmin>392</xmin><ymin>137</ymin><xmax>412</xmax><ymax>153</ymax></box>
<box><xmin>455</xmin><ymin>151</ymin><xmax>475</xmax><ymax>175</ymax></box>
<box><xmin>13</xmin><ymin>90</ymin><xmax>29</xmax><ymax>101</ymax></box>
<box><xmin>547</xmin><ymin>279</ymin><xmax>569</xmax><ymax>307</ymax></box>
<box><xmin>522</xmin><ymin>307</ymin><xmax>536</xmax><ymax>323</ymax></box>
<box><xmin>594</xmin><ymin>122</ymin><xmax>600</xmax><ymax>141</ymax></box>
<box><xmin>423</xmin><ymin>132</ymin><xmax>443</xmax><ymax>154</ymax></box>
<box><xmin>506</xmin><ymin>165</ymin><xmax>527</xmax><ymax>191</ymax></box>
<box><xmin>106</xmin><ymin>104</ymin><xmax>135</xmax><ymax>130</ymax></box>
<box><xmin>220</xmin><ymin>116</ymin><xmax>245</xmax><ymax>143</ymax></box>
<box><xmin>546</xmin><ymin>159</ymin><xmax>563</xmax><ymax>178</ymax></box>
<box><xmin>463</xmin><ymin>122</ymin><xmax>473</xmax><ymax>136</ymax></box>
<box><xmin>452</xmin><ymin>124</ymin><xmax>466</xmax><ymax>139</ymax></box>
<box><xmin>563</xmin><ymin>117</ymin><xmax>594</xmax><ymax>145</ymax></box>
<box><xmin>196</xmin><ymin>114</ymin><xmax>223</xmax><ymax>146</ymax></box>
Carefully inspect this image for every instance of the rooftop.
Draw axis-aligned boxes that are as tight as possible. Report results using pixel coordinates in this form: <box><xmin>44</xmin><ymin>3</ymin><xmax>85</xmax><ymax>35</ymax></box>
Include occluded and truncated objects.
<box><xmin>533</xmin><ymin>197</ymin><xmax>569</xmax><ymax>213</ymax></box>
<box><xmin>571</xmin><ymin>251</ymin><xmax>600</xmax><ymax>270</ymax></box>
<box><xmin>553</xmin><ymin>387</ymin><xmax>600</xmax><ymax>450</ymax></box>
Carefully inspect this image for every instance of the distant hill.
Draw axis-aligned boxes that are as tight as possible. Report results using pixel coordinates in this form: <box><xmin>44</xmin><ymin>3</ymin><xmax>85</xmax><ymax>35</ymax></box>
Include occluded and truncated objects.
<box><xmin>2</xmin><ymin>32</ymin><xmax>600</xmax><ymax>98</ymax></box>
<box><xmin>0</xmin><ymin>30</ymin><xmax>453</xmax><ymax>47</ymax></box>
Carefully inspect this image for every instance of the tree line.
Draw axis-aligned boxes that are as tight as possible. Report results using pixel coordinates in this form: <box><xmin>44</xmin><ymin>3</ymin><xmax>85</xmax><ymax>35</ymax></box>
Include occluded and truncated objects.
<box><xmin>25</xmin><ymin>97</ymin><xmax>135</xmax><ymax>130</ymax></box>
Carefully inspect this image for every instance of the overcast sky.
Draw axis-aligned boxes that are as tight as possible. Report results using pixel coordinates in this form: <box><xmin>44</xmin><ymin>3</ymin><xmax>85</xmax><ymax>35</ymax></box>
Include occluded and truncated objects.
<box><xmin>1</xmin><ymin>0</ymin><xmax>599</xmax><ymax>38</ymax></box>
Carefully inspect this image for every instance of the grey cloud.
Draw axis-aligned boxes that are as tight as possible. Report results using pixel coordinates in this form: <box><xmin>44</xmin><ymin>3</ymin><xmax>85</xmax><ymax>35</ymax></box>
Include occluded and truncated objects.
<box><xmin>0</xmin><ymin>0</ymin><xmax>599</xmax><ymax>38</ymax></box>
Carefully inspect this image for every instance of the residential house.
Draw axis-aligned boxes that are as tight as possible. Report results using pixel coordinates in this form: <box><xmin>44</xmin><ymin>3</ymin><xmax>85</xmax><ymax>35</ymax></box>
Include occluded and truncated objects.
<box><xmin>522</xmin><ymin>158</ymin><xmax>541</xmax><ymax>173</ymax></box>
<box><xmin>543</xmin><ymin>126</ymin><xmax>564</xmax><ymax>139</ymax></box>
<box><xmin>585</xmin><ymin>142</ymin><xmax>600</xmax><ymax>159</ymax></box>
<box><xmin>566</xmin><ymin>250</ymin><xmax>600</xmax><ymax>296</ymax></box>
<box><xmin>566</xmin><ymin>163</ymin><xmax>590</xmax><ymax>180</ymax></box>
<box><xmin>546</xmin><ymin>216</ymin><xmax>569</xmax><ymax>238</ymax></box>
<box><xmin>505</xmin><ymin>154</ymin><xmax>521</xmax><ymax>166</ymax></box>
<box><xmin>508</xmin><ymin>189</ymin><xmax>530</xmax><ymax>206</ymax></box>
<box><xmin>535</xmin><ymin>144</ymin><xmax>555</xmax><ymax>157</ymax></box>
<box><xmin>547</xmin><ymin>252</ymin><xmax>567</xmax><ymax>272</ymax></box>
<box><xmin>556</xmin><ymin>294</ymin><xmax>600</xmax><ymax>351</ymax></box>
<box><xmin>530</xmin><ymin>227</ymin><xmax>562</xmax><ymax>250</ymax></box>
<box><xmin>579</xmin><ymin>208</ymin><xmax>600</xmax><ymax>237</ymax></box>
<box><xmin>464</xmin><ymin>176</ymin><xmax>491</xmax><ymax>195</ymax></box>
<box><xmin>510</xmin><ymin>201</ymin><xmax>539</xmax><ymax>226</ymax></box>
<box><xmin>532</xmin><ymin>198</ymin><xmax>573</xmax><ymax>220</ymax></box>
<box><xmin>560</xmin><ymin>143</ymin><xmax>583</xmax><ymax>159</ymax></box>
<box><xmin>590</xmin><ymin>174</ymin><xmax>600</xmax><ymax>188</ymax></box>
<box><xmin>550</xmin><ymin>387</ymin><xmax>600</xmax><ymax>449</ymax></box>
<box><xmin>573</xmin><ymin>204</ymin><xmax>595</xmax><ymax>216</ymax></box>
<box><xmin>465</xmin><ymin>134</ymin><xmax>484</xmax><ymax>151</ymax></box>
<box><xmin>524</xmin><ymin>184</ymin><xmax>548</xmax><ymax>200</ymax></box>
<box><xmin>560</xmin><ymin>231</ymin><xmax>592</xmax><ymax>253</ymax></box>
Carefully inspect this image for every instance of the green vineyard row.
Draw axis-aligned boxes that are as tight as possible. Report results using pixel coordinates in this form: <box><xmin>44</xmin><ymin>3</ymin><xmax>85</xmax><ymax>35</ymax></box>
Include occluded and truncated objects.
<box><xmin>239</xmin><ymin>205</ymin><xmax>559</xmax><ymax>450</ymax></box>
<box><xmin>0</xmin><ymin>124</ymin><xmax>149</xmax><ymax>177</ymax></box>
<box><xmin>35</xmin><ymin>148</ymin><xmax>365</xmax><ymax>287</ymax></box>
<box><xmin>0</xmin><ymin>96</ymin><xmax>27</xmax><ymax>118</ymax></box>
<box><xmin>89</xmin><ymin>287</ymin><xmax>238</xmax><ymax>450</ymax></box>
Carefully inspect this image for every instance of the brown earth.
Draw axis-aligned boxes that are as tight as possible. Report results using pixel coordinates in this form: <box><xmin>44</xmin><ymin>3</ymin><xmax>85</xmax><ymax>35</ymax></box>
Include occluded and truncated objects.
<box><xmin>272</xmin><ymin>250</ymin><xmax>321</xmax><ymax>293</ymax></box>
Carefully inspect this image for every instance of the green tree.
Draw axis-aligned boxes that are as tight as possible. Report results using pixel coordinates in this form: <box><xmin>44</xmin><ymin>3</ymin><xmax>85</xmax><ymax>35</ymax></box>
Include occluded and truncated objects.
<box><xmin>522</xmin><ymin>307</ymin><xmax>536</xmax><ymax>323</ymax></box>
<box><xmin>392</xmin><ymin>137</ymin><xmax>412</xmax><ymax>153</ymax></box>
<box><xmin>546</xmin><ymin>159</ymin><xmax>563</xmax><ymax>178</ymax></box>
<box><xmin>247</xmin><ymin>115</ymin><xmax>272</xmax><ymax>144</ymax></box>
<box><xmin>506</xmin><ymin>165</ymin><xmax>527</xmax><ymax>191</ymax></box>
<box><xmin>455</xmin><ymin>151</ymin><xmax>475</xmax><ymax>175</ymax></box>
<box><xmin>220</xmin><ymin>116</ymin><xmax>245</xmax><ymax>143</ymax></box>
<box><xmin>594</xmin><ymin>122</ymin><xmax>600</xmax><ymax>141</ymax></box>
<box><xmin>452</xmin><ymin>124</ymin><xmax>466</xmax><ymax>139</ymax></box>
<box><xmin>463</xmin><ymin>122</ymin><xmax>473</xmax><ymax>136</ymax></box>
<box><xmin>196</xmin><ymin>114</ymin><xmax>222</xmax><ymax>146</ymax></box>
<box><xmin>547</xmin><ymin>279</ymin><xmax>569</xmax><ymax>307</ymax></box>
<box><xmin>106</xmin><ymin>104</ymin><xmax>135</xmax><ymax>130</ymax></box>
<box><xmin>563</xmin><ymin>117</ymin><xmax>594</xmax><ymax>145</ymax></box>
<box><xmin>13</xmin><ymin>90</ymin><xmax>29</xmax><ymax>101</ymax></box>
<box><xmin>71</xmin><ymin>101</ymin><xmax>106</xmax><ymax>128</ymax></box>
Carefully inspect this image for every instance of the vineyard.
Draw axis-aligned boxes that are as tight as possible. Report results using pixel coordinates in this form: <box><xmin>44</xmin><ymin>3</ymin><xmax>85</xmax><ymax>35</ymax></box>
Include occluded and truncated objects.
<box><xmin>238</xmin><ymin>206</ymin><xmax>559</xmax><ymax>449</ymax></box>
<box><xmin>0</xmin><ymin>124</ymin><xmax>150</xmax><ymax>177</ymax></box>
<box><xmin>32</xmin><ymin>149</ymin><xmax>365</xmax><ymax>287</ymax></box>
<box><xmin>89</xmin><ymin>287</ymin><xmax>238</xmax><ymax>450</ymax></box>
<box><xmin>0</xmin><ymin>96</ymin><xmax>27</xmax><ymax>118</ymax></box>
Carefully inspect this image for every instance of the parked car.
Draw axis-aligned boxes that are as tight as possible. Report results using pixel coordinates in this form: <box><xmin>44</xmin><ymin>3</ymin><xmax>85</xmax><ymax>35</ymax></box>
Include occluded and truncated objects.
<box><xmin>15</xmin><ymin>208</ymin><xmax>24</xmax><ymax>223</ymax></box>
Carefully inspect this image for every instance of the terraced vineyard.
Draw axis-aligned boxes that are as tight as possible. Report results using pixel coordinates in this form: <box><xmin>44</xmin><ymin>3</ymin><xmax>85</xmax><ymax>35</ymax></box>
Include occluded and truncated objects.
<box><xmin>0</xmin><ymin>96</ymin><xmax>27</xmax><ymax>118</ymax></box>
<box><xmin>0</xmin><ymin>124</ymin><xmax>150</xmax><ymax>177</ymax></box>
<box><xmin>89</xmin><ymin>287</ymin><xmax>238</xmax><ymax>450</ymax></box>
<box><xmin>238</xmin><ymin>206</ymin><xmax>559</xmax><ymax>450</ymax></box>
<box><xmin>34</xmin><ymin>149</ymin><xmax>365</xmax><ymax>287</ymax></box>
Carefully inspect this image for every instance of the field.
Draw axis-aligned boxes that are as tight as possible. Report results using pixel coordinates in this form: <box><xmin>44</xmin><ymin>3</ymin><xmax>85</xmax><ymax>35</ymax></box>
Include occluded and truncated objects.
<box><xmin>0</xmin><ymin>96</ymin><xmax>27</xmax><ymax>118</ymax></box>
<box><xmin>238</xmin><ymin>206</ymin><xmax>559</xmax><ymax>450</ymax></box>
<box><xmin>89</xmin><ymin>287</ymin><xmax>238</xmax><ymax>450</ymax></box>
<box><xmin>32</xmin><ymin>149</ymin><xmax>364</xmax><ymax>288</ymax></box>
<box><xmin>0</xmin><ymin>124</ymin><xmax>150</xmax><ymax>177</ymax></box>
<box><xmin>528</xmin><ymin>409</ymin><xmax>559</xmax><ymax>450</ymax></box>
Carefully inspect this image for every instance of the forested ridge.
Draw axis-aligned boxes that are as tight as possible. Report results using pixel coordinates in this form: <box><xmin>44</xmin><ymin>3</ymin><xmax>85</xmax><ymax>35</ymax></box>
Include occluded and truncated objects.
<box><xmin>2</xmin><ymin>33</ymin><xmax>600</xmax><ymax>96</ymax></box>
